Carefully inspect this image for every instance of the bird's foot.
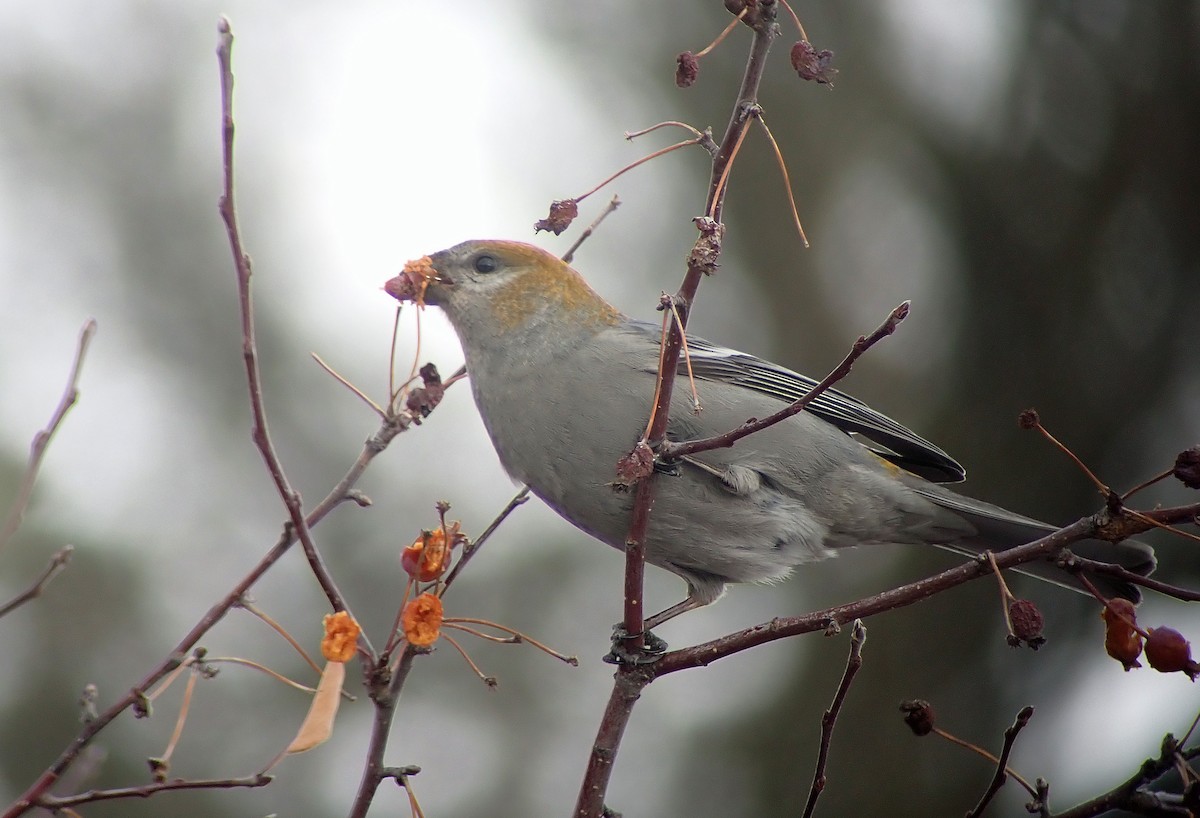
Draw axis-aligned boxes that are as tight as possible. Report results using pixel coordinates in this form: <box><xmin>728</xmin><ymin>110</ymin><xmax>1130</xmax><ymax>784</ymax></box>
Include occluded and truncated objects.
<box><xmin>603</xmin><ymin>624</ymin><xmax>668</xmax><ymax>665</ymax></box>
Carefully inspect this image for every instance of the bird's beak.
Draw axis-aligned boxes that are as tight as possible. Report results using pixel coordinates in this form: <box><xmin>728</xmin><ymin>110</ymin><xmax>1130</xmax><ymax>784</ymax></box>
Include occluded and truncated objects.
<box><xmin>384</xmin><ymin>255</ymin><xmax>452</xmax><ymax>306</ymax></box>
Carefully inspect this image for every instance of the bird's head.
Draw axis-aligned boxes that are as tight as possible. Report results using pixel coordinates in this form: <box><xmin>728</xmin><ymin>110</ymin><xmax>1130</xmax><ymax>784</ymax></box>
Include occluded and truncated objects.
<box><xmin>386</xmin><ymin>239</ymin><xmax>622</xmax><ymax>359</ymax></box>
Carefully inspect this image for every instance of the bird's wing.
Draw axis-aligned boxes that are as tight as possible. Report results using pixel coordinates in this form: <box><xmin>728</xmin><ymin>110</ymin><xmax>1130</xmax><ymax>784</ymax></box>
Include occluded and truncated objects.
<box><xmin>628</xmin><ymin>322</ymin><xmax>965</xmax><ymax>483</ymax></box>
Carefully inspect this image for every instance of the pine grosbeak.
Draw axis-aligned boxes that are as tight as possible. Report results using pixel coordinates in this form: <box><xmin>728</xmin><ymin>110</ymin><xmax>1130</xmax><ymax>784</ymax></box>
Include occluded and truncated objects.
<box><xmin>386</xmin><ymin>239</ymin><xmax>1155</xmax><ymax>628</ymax></box>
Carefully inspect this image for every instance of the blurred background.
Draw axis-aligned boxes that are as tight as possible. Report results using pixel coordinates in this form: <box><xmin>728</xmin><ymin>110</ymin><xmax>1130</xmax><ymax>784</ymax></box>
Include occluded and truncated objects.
<box><xmin>1</xmin><ymin>1</ymin><xmax>1197</xmax><ymax>816</ymax></box>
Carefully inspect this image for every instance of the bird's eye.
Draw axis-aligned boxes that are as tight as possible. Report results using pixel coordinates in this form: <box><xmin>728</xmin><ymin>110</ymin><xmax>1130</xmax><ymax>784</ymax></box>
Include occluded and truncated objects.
<box><xmin>473</xmin><ymin>254</ymin><xmax>499</xmax><ymax>274</ymax></box>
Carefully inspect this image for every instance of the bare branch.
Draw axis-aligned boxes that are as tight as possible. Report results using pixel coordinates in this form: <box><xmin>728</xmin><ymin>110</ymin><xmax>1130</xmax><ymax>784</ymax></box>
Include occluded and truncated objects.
<box><xmin>651</xmin><ymin>515</ymin><xmax>1136</xmax><ymax>675</ymax></box>
<box><xmin>615</xmin><ymin>0</ymin><xmax>779</xmax><ymax>669</ymax></box>
<box><xmin>348</xmin><ymin>648</ymin><xmax>421</xmax><ymax>818</ymax></box>
<box><xmin>1049</xmin><ymin>738</ymin><xmax>1200</xmax><ymax>818</ymax></box>
<box><xmin>1062</xmin><ymin>552</ymin><xmax>1200</xmax><ymax>603</ymax></box>
<box><xmin>215</xmin><ymin>17</ymin><xmax>352</xmax><ymax>618</ymax></box>
<box><xmin>661</xmin><ymin>300</ymin><xmax>910</xmax><ymax>460</ymax></box>
<box><xmin>0</xmin><ymin>545</ymin><xmax>74</xmax><ymax>619</ymax></box>
<box><xmin>33</xmin><ymin>774</ymin><xmax>272</xmax><ymax>810</ymax></box>
<box><xmin>966</xmin><ymin>706</ymin><xmax>1035</xmax><ymax>818</ymax></box>
<box><xmin>0</xmin><ymin>319</ymin><xmax>97</xmax><ymax>552</ymax></box>
<box><xmin>574</xmin><ymin>666</ymin><xmax>653</xmax><ymax>818</ymax></box>
<box><xmin>561</xmin><ymin>196</ymin><xmax>622</xmax><ymax>264</ymax></box>
<box><xmin>442</xmin><ymin>486</ymin><xmax>531</xmax><ymax>589</ymax></box>
<box><xmin>801</xmin><ymin>620</ymin><xmax>867</xmax><ymax>818</ymax></box>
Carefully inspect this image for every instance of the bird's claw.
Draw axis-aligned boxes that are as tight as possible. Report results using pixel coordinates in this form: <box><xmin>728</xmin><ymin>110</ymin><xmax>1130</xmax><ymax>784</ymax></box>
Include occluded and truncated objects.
<box><xmin>652</xmin><ymin>457</ymin><xmax>681</xmax><ymax>477</ymax></box>
<box><xmin>604</xmin><ymin>624</ymin><xmax>668</xmax><ymax>665</ymax></box>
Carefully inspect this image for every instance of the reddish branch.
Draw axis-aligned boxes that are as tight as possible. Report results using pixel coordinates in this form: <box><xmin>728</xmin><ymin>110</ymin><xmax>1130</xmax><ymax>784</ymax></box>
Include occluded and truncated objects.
<box><xmin>652</xmin><ymin>505</ymin><xmax>1200</xmax><ymax>675</ymax></box>
<box><xmin>801</xmin><ymin>620</ymin><xmax>867</xmax><ymax>818</ymax></box>
<box><xmin>582</xmin><ymin>5</ymin><xmax>781</xmax><ymax>816</ymax></box>
<box><xmin>348</xmin><ymin>648</ymin><xmax>421</xmax><ymax>818</ymax></box>
<box><xmin>216</xmin><ymin>18</ymin><xmax>351</xmax><ymax>617</ymax></box>
<box><xmin>965</xmin><ymin>706</ymin><xmax>1035</xmax><ymax>818</ymax></box>
<box><xmin>579</xmin><ymin>491</ymin><xmax>1200</xmax><ymax>816</ymax></box>
<box><xmin>660</xmin><ymin>301</ymin><xmax>909</xmax><ymax>460</ymax></box>
<box><xmin>615</xmin><ymin>0</ymin><xmax>778</xmax><ymax>671</ymax></box>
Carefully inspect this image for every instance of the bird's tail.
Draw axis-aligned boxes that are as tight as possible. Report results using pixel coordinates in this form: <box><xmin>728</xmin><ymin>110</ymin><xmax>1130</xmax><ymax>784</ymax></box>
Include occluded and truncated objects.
<box><xmin>915</xmin><ymin>486</ymin><xmax>1156</xmax><ymax>602</ymax></box>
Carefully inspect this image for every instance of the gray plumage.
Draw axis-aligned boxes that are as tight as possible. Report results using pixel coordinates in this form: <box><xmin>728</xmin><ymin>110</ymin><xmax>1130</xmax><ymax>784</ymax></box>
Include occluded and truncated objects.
<box><xmin>416</xmin><ymin>239</ymin><xmax>1155</xmax><ymax>628</ymax></box>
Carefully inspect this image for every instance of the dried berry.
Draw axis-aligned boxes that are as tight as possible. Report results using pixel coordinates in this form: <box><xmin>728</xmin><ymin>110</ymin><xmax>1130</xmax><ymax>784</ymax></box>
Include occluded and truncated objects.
<box><xmin>1145</xmin><ymin>627</ymin><xmax>1198</xmax><ymax>679</ymax></box>
<box><xmin>406</xmin><ymin>364</ymin><xmax>445</xmax><ymax>419</ymax></box>
<box><xmin>1008</xmin><ymin>598</ymin><xmax>1046</xmax><ymax>650</ymax></box>
<box><xmin>790</xmin><ymin>40</ymin><xmax>838</xmax><ymax>85</ymax></box>
<box><xmin>402</xmin><ymin>593</ymin><xmax>444</xmax><ymax>647</ymax></box>
<box><xmin>1017</xmin><ymin>409</ymin><xmax>1040</xmax><ymax>430</ymax></box>
<box><xmin>1173</xmin><ymin>446</ymin><xmax>1200</xmax><ymax>490</ymax></box>
<box><xmin>321</xmin><ymin>611</ymin><xmax>361</xmax><ymax>663</ymax></box>
<box><xmin>900</xmin><ymin>699</ymin><xmax>936</xmax><ymax>736</ymax></box>
<box><xmin>534</xmin><ymin>198</ymin><xmax>579</xmax><ymax>235</ymax></box>
<box><xmin>1102</xmin><ymin>598</ymin><xmax>1143</xmax><ymax>671</ymax></box>
<box><xmin>675</xmin><ymin>51</ymin><xmax>699</xmax><ymax>88</ymax></box>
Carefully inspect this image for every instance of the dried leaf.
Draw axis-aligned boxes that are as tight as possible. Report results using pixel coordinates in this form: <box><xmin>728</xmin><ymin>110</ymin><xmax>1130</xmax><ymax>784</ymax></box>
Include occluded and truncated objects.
<box><xmin>286</xmin><ymin>661</ymin><xmax>345</xmax><ymax>754</ymax></box>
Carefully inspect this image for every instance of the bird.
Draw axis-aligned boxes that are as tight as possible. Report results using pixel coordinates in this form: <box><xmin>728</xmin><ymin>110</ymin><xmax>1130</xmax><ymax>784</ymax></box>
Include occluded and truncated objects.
<box><xmin>385</xmin><ymin>239</ymin><xmax>1155</xmax><ymax>631</ymax></box>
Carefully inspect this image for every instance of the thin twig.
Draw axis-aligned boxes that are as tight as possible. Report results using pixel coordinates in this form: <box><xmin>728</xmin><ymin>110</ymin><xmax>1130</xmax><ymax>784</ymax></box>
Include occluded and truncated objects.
<box><xmin>755</xmin><ymin>113</ymin><xmax>809</xmax><ymax>247</ymax></box>
<box><xmin>1023</xmin><ymin>413</ymin><xmax>1109</xmax><ymax>495</ymax></box>
<box><xmin>0</xmin><ymin>319</ymin><xmax>97</xmax><ymax>552</ymax></box>
<box><xmin>561</xmin><ymin>196</ymin><xmax>622</xmax><ymax>264</ymax></box>
<box><xmin>312</xmin><ymin>353</ymin><xmax>385</xmax><ymax>417</ymax></box>
<box><xmin>693</xmin><ymin>12</ymin><xmax>744</xmax><ymax>58</ymax></box>
<box><xmin>0</xmin><ymin>545</ymin><xmax>74</xmax><ymax>619</ymax></box>
<box><xmin>237</xmin><ymin>599</ymin><xmax>324</xmax><ymax>676</ymax></box>
<box><xmin>32</xmin><ymin>775</ymin><xmax>273</xmax><ymax>810</ymax></box>
<box><xmin>216</xmin><ymin>18</ymin><xmax>353</xmax><ymax>618</ymax></box>
<box><xmin>443</xmin><ymin>486</ymin><xmax>531</xmax><ymax>589</ymax></box>
<box><xmin>446</xmin><ymin>617</ymin><xmax>578</xmax><ymax>666</ymax></box>
<box><xmin>665</xmin><ymin>295</ymin><xmax>702</xmax><ymax>412</ymax></box>
<box><xmin>575</xmin><ymin>138</ymin><xmax>707</xmax><ymax>203</ymax></box>
<box><xmin>985</xmin><ymin>551</ymin><xmax>1023</xmax><ymax>643</ymax></box>
<box><xmin>395</xmin><ymin>767</ymin><xmax>427</xmax><ymax>818</ymax></box>
<box><xmin>708</xmin><ymin>119</ymin><xmax>753</xmax><ymax>221</ymax></box>
<box><xmin>660</xmin><ymin>301</ymin><xmax>909</xmax><ymax>460</ymax></box>
<box><xmin>202</xmin><ymin>656</ymin><xmax>330</xmax><ymax>696</ymax></box>
<box><xmin>146</xmin><ymin>654</ymin><xmax>195</xmax><ymax>703</ymax></box>
<box><xmin>155</xmin><ymin>669</ymin><xmax>199</xmax><ymax>775</ymax></box>
<box><xmin>1121</xmin><ymin>468</ymin><xmax>1173</xmax><ymax>500</ymax></box>
<box><xmin>387</xmin><ymin>306</ymin><xmax>402</xmax><ymax>413</ymax></box>
<box><xmin>801</xmin><ymin>620</ymin><xmax>867</xmax><ymax>818</ymax></box>
<box><xmin>1124</xmin><ymin>507</ymin><xmax>1200</xmax><ymax>545</ymax></box>
<box><xmin>779</xmin><ymin>0</ymin><xmax>809</xmax><ymax>42</ymax></box>
<box><xmin>625</xmin><ymin>121</ymin><xmax>705</xmax><ymax>141</ymax></box>
<box><xmin>926</xmin><ymin>725</ymin><xmax>1038</xmax><ymax>798</ymax></box>
<box><xmin>1063</xmin><ymin>553</ymin><xmax>1200</xmax><ymax>603</ymax></box>
<box><xmin>965</xmin><ymin>706</ymin><xmax>1036</xmax><ymax>817</ymax></box>
<box><xmin>442</xmin><ymin>633</ymin><xmax>497</xmax><ymax>687</ymax></box>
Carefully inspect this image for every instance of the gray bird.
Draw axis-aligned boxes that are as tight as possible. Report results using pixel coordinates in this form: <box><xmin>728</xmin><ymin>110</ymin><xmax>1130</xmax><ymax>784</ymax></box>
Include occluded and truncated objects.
<box><xmin>387</xmin><ymin>239</ymin><xmax>1155</xmax><ymax>630</ymax></box>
